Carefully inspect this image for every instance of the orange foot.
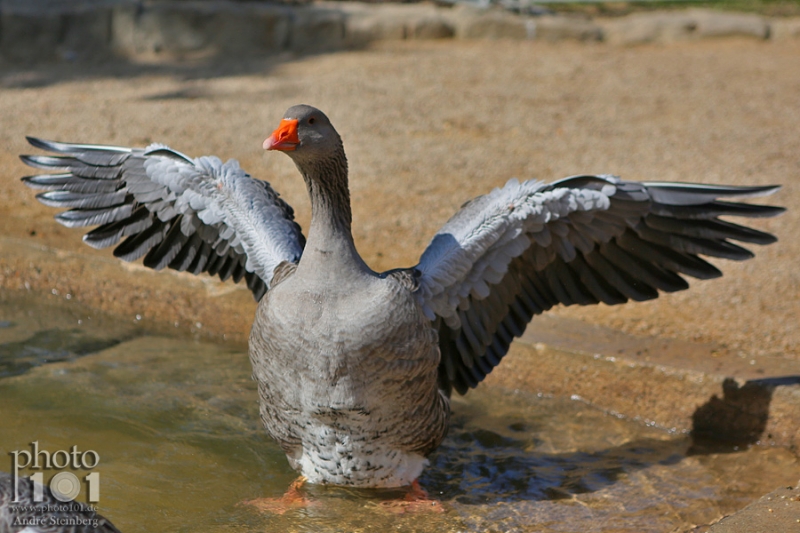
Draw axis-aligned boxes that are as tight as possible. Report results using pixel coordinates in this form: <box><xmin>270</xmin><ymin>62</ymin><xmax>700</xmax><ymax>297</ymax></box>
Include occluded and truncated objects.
<box><xmin>240</xmin><ymin>476</ymin><xmax>313</xmax><ymax>515</ymax></box>
<box><xmin>378</xmin><ymin>480</ymin><xmax>446</xmax><ymax>514</ymax></box>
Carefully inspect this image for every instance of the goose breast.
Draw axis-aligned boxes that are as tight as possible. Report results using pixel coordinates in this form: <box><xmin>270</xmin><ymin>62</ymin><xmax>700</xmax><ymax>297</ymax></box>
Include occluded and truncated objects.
<box><xmin>249</xmin><ymin>269</ymin><xmax>449</xmax><ymax>487</ymax></box>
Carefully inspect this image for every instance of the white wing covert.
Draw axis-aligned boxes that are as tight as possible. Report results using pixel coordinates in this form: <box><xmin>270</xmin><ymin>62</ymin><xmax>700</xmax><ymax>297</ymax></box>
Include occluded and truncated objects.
<box><xmin>414</xmin><ymin>175</ymin><xmax>783</xmax><ymax>395</ymax></box>
<box><xmin>21</xmin><ymin>137</ymin><xmax>305</xmax><ymax>300</ymax></box>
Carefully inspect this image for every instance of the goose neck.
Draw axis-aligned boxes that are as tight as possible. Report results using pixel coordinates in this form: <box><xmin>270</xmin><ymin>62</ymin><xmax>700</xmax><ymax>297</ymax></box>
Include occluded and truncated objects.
<box><xmin>297</xmin><ymin>155</ymin><xmax>367</xmax><ymax>274</ymax></box>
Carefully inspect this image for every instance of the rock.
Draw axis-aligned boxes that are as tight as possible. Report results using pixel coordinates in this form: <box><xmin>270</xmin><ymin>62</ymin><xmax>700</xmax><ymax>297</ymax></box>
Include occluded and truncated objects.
<box><xmin>290</xmin><ymin>7</ymin><xmax>346</xmax><ymax>53</ymax></box>
<box><xmin>688</xmin><ymin>8</ymin><xmax>768</xmax><ymax>40</ymax></box>
<box><xmin>601</xmin><ymin>11</ymin><xmax>702</xmax><ymax>45</ymax></box>
<box><xmin>770</xmin><ymin>17</ymin><xmax>800</xmax><ymax>40</ymax></box>
<box><xmin>1</xmin><ymin>11</ymin><xmax>67</xmax><ymax>62</ymax></box>
<box><xmin>1</xmin><ymin>6</ymin><xmax>113</xmax><ymax>62</ymax></box>
<box><xmin>344</xmin><ymin>11</ymin><xmax>407</xmax><ymax>46</ymax></box>
<box><xmin>341</xmin><ymin>3</ymin><xmax>454</xmax><ymax>46</ymax></box>
<box><xmin>0</xmin><ymin>0</ymin><xmax>797</xmax><ymax>63</ymax></box>
<box><xmin>601</xmin><ymin>9</ymin><xmax>768</xmax><ymax>45</ymax></box>
<box><xmin>452</xmin><ymin>5</ymin><xmax>533</xmax><ymax>40</ymax></box>
<box><xmin>531</xmin><ymin>15</ymin><xmax>602</xmax><ymax>42</ymax></box>
<box><xmin>410</xmin><ymin>16</ymin><xmax>455</xmax><ymax>40</ymax></box>
<box><xmin>111</xmin><ymin>2</ymin><xmax>291</xmax><ymax>59</ymax></box>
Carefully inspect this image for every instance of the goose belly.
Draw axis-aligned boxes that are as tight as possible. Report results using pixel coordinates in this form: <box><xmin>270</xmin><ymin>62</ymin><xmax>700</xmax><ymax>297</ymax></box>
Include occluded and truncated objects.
<box><xmin>297</xmin><ymin>419</ymin><xmax>429</xmax><ymax>487</ymax></box>
<box><xmin>249</xmin><ymin>277</ymin><xmax>446</xmax><ymax>487</ymax></box>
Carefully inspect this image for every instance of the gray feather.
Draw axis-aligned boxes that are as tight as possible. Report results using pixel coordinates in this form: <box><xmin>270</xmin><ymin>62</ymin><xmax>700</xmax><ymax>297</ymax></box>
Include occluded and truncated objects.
<box><xmin>21</xmin><ymin>136</ymin><xmax>306</xmax><ymax>300</ymax></box>
<box><xmin>415</xmin><ymin>175</ymin><xmax>782</xmax><ymax>395</ymax></box>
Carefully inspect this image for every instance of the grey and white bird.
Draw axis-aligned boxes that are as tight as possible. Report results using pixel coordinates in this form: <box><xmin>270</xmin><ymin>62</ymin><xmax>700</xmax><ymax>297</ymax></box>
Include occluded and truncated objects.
<box><xmin>21</xmin><ymin>105</ymin><xmax>783</xmax><ymax>489</ymax></box>
<box><xmin>0</xmin><ymin>472</ymin><xmax>120</xmax><ymax>533</ymax></box>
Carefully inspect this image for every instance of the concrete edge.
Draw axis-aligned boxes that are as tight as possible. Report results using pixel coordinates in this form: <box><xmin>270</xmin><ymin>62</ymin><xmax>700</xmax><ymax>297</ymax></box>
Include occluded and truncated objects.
<box><xmin>707</xmin><ymin>483</ymin><xmax>800</xmax><ymax>532</ymax></box>
<box><xmin>486</xmin><ymin>315</ymin><xmax>800</xmax><ymax>452</ymax></box>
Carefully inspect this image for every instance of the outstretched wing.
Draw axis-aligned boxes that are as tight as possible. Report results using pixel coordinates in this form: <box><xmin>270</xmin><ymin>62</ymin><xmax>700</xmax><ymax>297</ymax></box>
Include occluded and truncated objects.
<box><xmin>414</xmin><ymin>175</ymin><xmax>783</xmax><ymax>395</ymax></box>
<box><xmin>21</xmin><ymin>137</ymin><xmax>305</xmax><ymax>301</ymax></box>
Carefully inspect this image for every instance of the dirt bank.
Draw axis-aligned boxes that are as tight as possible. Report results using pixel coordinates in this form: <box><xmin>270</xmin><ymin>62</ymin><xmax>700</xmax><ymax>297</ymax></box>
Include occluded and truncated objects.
<box><xmin>0</xmin><ymin>38</ymin><xmax>798</xmax><ymax>363</ymax></box>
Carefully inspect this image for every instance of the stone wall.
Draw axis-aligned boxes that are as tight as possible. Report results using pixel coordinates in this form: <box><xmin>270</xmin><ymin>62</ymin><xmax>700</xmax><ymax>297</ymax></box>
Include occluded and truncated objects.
<box><xmin>1</xmin><ymin>1</ymin><xmax>799</xmax><ymax>63</ymax></box>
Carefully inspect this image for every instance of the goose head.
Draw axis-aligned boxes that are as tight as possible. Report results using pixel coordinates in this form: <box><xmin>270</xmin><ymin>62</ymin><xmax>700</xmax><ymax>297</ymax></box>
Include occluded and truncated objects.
<box><xmin>263</xmin><ymin>105</ymin><xmax>344</xmax><ymax>172</ymax></box>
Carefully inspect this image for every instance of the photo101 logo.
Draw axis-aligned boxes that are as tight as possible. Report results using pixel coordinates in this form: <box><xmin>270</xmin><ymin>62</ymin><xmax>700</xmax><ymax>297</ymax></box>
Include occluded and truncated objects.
<box><xmin>9</xmin><ymin>441</ymin><xmax>101</xmax><ymax>503</ymax></box>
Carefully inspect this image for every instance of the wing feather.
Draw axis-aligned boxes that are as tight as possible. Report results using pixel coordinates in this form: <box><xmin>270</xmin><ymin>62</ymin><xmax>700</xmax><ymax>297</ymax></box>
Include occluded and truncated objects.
<box><xmin>21</xmin><ymin>137</ymin><xmax>305</xmax><ymax>300</ymax></box>
<box><xmin>414</xmin><ymin>175</ymin><xmax>783</xmax><ymax>395</ymax></box>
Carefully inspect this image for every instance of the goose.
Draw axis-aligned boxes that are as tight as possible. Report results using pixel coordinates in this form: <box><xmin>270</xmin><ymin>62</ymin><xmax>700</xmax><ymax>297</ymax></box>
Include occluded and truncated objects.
<box><xmin>20</xmin><ymin>105</ymin><xmax>783</xmax><ymax>491</ymax></box>
<box><xmin>0</xmin><ymin>471</ymin><xmax>120</xmax><ymax>532</ymax></box>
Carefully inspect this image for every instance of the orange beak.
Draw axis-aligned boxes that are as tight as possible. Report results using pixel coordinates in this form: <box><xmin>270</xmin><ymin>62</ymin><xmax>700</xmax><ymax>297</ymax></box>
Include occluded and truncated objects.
<box><xmin>263</xmin><ymin>119</ymin><xmax>300</xmax><ymax>151</ymax></box>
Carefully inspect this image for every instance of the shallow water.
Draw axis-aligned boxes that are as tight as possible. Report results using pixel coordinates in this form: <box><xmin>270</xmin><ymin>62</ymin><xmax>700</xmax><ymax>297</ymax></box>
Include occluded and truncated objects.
<box><xmin>0</xmin><ymin>290</ymin><xmax>797</xmax><ymax>532</ymax></box>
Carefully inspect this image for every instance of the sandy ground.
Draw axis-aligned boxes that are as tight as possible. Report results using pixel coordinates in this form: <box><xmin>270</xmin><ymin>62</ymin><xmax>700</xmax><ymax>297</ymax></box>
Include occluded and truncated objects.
<box><xmin>0</xmin><ymin>38</ymin><xmax>798</xmax><ymax>362</ymax></box>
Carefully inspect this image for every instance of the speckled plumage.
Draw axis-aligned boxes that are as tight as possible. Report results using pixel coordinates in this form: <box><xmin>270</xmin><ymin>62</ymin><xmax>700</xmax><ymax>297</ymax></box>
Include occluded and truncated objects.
<box><xmin>21</xmin><ymin>105</ymin><xmax>783</xmax><ymax>488</ymax></box>
<box><xmin>251</xmin><ymin>267</ymin><xmax>448</xmax><ymax>486</ymax></box>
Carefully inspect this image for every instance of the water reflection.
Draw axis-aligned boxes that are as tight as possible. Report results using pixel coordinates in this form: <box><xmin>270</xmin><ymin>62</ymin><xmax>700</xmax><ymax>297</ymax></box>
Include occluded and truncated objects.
<box><xmin>427</xmin><ymin>426</ymin><xmax>687</xmax><ymax>505</ymax></box>
<box><xmin>0</xmin><ymin>328</ymin><xmax>130</xmax><ymax>378</ymax></box>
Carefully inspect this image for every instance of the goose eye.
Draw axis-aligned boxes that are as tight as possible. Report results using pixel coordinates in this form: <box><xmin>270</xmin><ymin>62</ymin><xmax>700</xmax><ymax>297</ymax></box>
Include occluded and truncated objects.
<box><xmin>308</xmin><ymin>117</ymin><xmax>316</xmax><ymax>125</ymax></box>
